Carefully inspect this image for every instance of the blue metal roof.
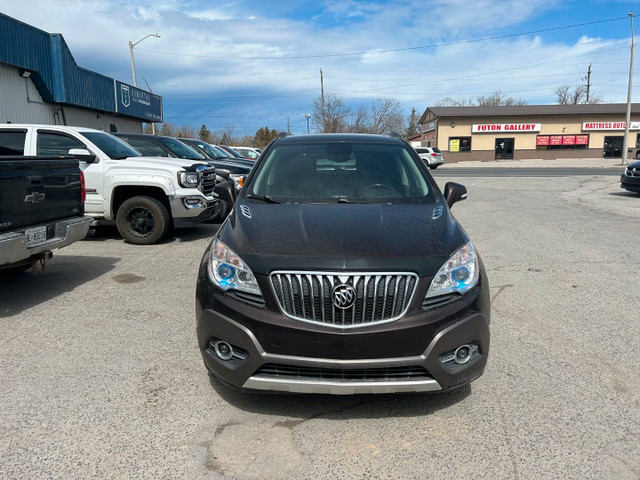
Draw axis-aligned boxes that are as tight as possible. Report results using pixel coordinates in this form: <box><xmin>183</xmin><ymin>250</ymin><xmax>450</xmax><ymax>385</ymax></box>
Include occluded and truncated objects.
<box><xmin>0</xmin><ymin>13</ymin><xmax>162</xmax><ymax>122</ymax></box>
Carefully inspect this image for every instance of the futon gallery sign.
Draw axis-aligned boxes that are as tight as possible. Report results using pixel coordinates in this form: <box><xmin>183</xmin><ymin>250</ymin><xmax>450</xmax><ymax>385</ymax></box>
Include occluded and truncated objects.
<box><xmin>472</xmin><ymin>123</ymin><xmax>541</xmax><ymax>133</ymax></box>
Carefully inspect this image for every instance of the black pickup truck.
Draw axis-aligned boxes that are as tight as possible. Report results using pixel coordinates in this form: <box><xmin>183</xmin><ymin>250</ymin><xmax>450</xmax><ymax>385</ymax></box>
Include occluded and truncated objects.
<box><xmin>0</xmin><ymin>155</ymin><xmax>92</xmax><ymax>274</ymax></box>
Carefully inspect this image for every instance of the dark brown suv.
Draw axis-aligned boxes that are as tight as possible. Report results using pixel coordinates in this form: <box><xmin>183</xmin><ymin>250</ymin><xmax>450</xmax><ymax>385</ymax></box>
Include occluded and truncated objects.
<box><xmin>196</xmin><ymin>134</ymin><xmax>490</xmax><ymax>394</ymax></box>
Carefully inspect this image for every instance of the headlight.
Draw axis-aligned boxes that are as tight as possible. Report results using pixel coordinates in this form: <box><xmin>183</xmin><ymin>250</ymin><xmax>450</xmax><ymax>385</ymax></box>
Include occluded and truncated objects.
<box><xmin>425</xmin><ymin>241</ymin><xmax>479</xmax><ymax>299</ymax></box>
<box><xmin>229</xmin><ymin>174</ymin><xmax>245</xmax><ymax>189</ymax></box>
<box><xmin>178</xmin><ymin>171</ymin><xmax>200</xmax><ymax>188</ymax></box>
<box><xmin>207</xmin><ymin>239</ymin><xmax>261</xmax><ymax>295</ymax></box>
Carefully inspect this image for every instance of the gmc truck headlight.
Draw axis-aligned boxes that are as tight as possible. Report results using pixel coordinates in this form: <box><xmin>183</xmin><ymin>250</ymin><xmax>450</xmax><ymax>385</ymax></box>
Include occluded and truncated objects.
<box><xmin>178</xmin><ymin>171</ymin><xmax>200</xmax><ymax>188</ymax></box>
<box><xmin>208</xmin><ymin>239</ymin><xmax>261</xmax><ymax>295</ymax></box>
<box><xmin>426</xmin><ymin>241</ymin><xmax>479</xmax><ymax>298</ymax></box>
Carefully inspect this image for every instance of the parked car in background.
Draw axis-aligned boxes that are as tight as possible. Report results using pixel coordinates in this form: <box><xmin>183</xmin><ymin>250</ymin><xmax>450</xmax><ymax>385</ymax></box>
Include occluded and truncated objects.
<box><xmin>180</xmin><ymin>138</ymin><xmax>254</xmax><ymax>190</ymax></box>
<box><xmin>114</xmin><ymin>133</ymin><xmax>206</xmax><ymax>161</ymax></box>
<box><xmin>196</xmin><ymin>133</ymin><xmax>490</xmax><ymax>395</ymax></box>
<box><xmin>620</xmin><ymin>160</ymin><xmax>640</xmax><ymax>193</ymax></box>
<box><xmin>415</xmin><ymin>146</ymin><xmax>444</xmax><ymax>169</ymax></box>
<box><xmin>232</xmin><ymin>146</ymin><xmax>261</xmax><ymax>159</ymax></box>
<box><xmin>217</xmin><ymin>145</ymin><xmax>252</xmax><ymax>160</ymax></box>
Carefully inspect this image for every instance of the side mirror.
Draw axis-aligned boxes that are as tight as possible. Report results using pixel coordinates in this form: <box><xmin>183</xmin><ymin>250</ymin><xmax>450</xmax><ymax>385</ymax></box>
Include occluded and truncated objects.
<box><xmin>68</xmin><ymin>148</ymin><xmax>97</xmax><ymax>163</ymax></box>
<box><xmin>443</xmin><ymin>182</ymin><xmax>468</xmax><ymax>208</ymax></box>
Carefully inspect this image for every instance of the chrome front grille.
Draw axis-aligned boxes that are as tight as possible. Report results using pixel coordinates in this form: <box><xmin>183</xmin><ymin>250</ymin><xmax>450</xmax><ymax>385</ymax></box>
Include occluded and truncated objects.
<box><xmin>270</xmin><ymin>271</ymin><xmax>418</xmax><ymax>328</ymax></box>
<box><xmin>199</xmin><ymin>167</ymin><xmax>217</xmax><ymax>195</ymax></box>
<box><xmin>626</xmin><ymin>167</ymin><xmax>640</xmax><ymax>177</ymax></box>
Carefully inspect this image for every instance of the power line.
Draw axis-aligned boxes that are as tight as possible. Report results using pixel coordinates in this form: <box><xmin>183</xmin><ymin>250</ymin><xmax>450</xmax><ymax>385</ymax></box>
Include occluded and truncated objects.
<box><xmin>135</xmin><ymin>16</ymin><xmax>632</xmax><ymax>61</ymax></box>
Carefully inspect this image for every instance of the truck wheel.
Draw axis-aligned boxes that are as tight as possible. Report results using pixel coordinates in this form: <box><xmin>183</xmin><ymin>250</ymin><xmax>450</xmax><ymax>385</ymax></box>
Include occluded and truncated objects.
<box><xmin>116</xmin><ymin>196</ymin><xmax>170</xmax><ymax>245</ymax></box>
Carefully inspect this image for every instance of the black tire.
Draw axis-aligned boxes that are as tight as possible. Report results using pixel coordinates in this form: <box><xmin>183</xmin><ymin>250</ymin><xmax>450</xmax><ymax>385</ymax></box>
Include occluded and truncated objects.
<box><xmin>429</xmin><ymin>164</ymin><xmax>438</xmax><ymax>169</ymax></box>
<box><xmin>116</xmin><ymin>196</ymin><xmax>170</xmax><ymax>245</ymax></box>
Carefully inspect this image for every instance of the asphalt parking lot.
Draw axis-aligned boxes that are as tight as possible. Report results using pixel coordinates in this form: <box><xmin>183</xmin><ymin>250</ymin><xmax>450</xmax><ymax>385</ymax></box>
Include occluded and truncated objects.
<box><xmin>1</xmin><ymin>171</ymin><xmax>639</xmax><ymax>479</ymax></box>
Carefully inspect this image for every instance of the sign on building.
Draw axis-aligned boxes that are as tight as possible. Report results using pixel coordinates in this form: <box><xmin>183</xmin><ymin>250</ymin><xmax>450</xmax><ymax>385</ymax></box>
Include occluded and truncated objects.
<box><xmin>114</xmin><ymin>80</ymin><xmax>163</xmax><ymax>122</ymax></box>
<box><xmin>472</xmin><ymin>123</ymin><xmax>541</xmax><ymax>133</ymax></box>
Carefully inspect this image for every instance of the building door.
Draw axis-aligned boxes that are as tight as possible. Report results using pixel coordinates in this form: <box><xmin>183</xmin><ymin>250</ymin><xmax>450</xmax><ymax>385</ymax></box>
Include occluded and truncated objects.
<box><xmin>603</xmin><ymin>136</ymin><xmax>623</xmax><ymax>158</ymax></box>
<box><xmin>495</xmin><ymin>138</ymin><xmax>514</xmax><ymax>159</ymax></box>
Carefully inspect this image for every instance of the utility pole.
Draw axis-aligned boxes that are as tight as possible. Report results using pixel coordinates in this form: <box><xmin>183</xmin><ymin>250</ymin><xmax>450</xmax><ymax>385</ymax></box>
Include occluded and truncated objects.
<box><xmin>287</xmin><ymin>117</ymin><xmax>291</xmax><ymax>134</ymax></box>
<box><xmin>622</xmin><ymin>12</ymin><xmax>635</xmax><ymax>166</ymax></box>
<box><xmin>320</xmin><ymin>69</ymin><xmax>325</xmax><ymax>133</ymax></box>
<box><xmin>142</xmin><ymin>77</ymin><xmax>156</xmax><ymax>135</ymax></box>
<box><xmin>585</xmin><ymin>63</ymin><xmax>592</xmax><ymax>103</ymax></box>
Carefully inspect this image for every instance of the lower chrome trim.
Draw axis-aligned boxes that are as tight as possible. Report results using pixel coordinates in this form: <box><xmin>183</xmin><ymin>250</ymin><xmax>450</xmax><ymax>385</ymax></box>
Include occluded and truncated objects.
<box><xmin>242</xmin><ymin>376</ymin><xmax>442</xmax><ymax>395</ymax></box>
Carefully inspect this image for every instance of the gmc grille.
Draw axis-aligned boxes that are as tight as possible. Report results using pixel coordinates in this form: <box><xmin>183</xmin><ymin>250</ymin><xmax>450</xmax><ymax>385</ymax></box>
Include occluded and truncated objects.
<box><xmin>270</xmin><ymin>271</ymin><xmax>418</xmax><ymax>329</ymax></box>
<box><xmin>199</xmin><ymin>167</ymin><xmax>217</xmax><ymax>195</ymax></box>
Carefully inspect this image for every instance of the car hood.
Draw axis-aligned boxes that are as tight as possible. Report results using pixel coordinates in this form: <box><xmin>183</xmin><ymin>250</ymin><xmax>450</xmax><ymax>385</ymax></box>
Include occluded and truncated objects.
<box><xmin>218</xmin><ymin>201</ymin><xmax>468</xmax><ymax>276</ymax></box>
<box><xmin>123</xmin><ymin>156</ymin><xmax>208</xmax><ymax>170</ymax></box>
<box><xmin>626</xmin><ymin>160</ymin><xmax>640</xmax><ymax>169</ymax></box>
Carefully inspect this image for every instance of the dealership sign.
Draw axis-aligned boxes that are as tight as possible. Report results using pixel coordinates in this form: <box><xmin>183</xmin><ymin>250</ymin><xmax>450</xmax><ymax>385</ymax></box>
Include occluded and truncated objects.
<box><xmin>114</xmin><ymin>80</ymin><xmax>163</xmax><ymax>122</ymax></box>
<box><xmin>472</xmin><ymin>123</ymin><xmax>541</xmax><ymax>133</ymax></box>
<box><xmin>582</xmin><ymin>121</ymin><xmax>640</xmax><ymax>131</ymax></box>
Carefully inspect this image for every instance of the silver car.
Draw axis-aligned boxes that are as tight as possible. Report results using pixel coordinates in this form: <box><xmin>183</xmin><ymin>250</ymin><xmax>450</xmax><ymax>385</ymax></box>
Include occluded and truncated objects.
<box><xmin>415</xmin><ymin>147</ymin><xmax>444</xmax><ymax>169</ymax></box>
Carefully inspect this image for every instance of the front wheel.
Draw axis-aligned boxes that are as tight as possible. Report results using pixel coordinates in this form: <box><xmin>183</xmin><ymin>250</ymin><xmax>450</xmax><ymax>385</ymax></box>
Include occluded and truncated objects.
<box><xmin>116</xmin><ymin>196</ymin><xmax>170</xmax><ymax>245</ymax></box>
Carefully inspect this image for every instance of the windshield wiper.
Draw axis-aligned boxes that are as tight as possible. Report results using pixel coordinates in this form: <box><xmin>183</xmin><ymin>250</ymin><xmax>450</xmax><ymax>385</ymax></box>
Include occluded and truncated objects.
<box><xmin>246</xmin><ymin>194</ymin><xmax>282</xmax><ymax>204</ymax></box>
<box><xmin>337</xmin><ymin>198</ymin><xmax>354</xmax><ymax>203</ymax></box>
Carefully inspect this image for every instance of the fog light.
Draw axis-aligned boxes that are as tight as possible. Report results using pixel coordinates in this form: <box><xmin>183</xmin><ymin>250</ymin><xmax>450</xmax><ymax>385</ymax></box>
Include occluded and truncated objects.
<box><xmin>214</xmin><ymin>341</ymin><xmax>233</xmax><ymax>361</ymax></box>
<box><xmin>438</xmin><ymin>342</ymin><xmax>480</xmax><ymax>366</ymax></box>
<box><xmin>454</xmin><ymin>345</ymin><xmax>472</xmax><ymax>365</ymax></box>
<box><xmin>182</xmin><ymin>197</ymin><xmax>204</xmax><ymax>209</ymax></box>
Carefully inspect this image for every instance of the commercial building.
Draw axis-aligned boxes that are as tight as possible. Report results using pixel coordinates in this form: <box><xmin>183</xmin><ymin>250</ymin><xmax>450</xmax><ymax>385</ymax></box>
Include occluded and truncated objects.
<box><xmin>0</xmin><ymin>13</ymin><xmax>162</xmax><ymax>132</ymax></box>
<box><xmin>418</xmin><ymin>104</ymin><xmax>640</xmax><ymax>162</ymax></box>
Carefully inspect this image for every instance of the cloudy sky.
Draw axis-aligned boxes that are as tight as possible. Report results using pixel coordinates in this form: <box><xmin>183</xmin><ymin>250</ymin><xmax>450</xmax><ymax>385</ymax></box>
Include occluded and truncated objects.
<box><xmin>1</xmin><ymin>0</ymin><xmax>639</xmax><ymax>135</ymax></box>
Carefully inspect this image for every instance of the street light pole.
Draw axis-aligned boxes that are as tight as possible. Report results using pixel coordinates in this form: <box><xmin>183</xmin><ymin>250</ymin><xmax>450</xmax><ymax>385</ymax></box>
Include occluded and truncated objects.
<box><xmin>128</xmin><ymin>33</ymin><xmax>160</xmax><ymax>87</ymax></box>
<box><xmin>142</xmin><ymin>77</ymin><xmax>156</xmax><ymax>135</ymax></box>
<box><xmin>303</xmin><ymin>113</ymin><xmax>310</xmax><ymax>134</ymax></box>
<box><xmin>622</xmin><ymin>12</ymin><xmax>635</xmax><ymax>166</ymax></box>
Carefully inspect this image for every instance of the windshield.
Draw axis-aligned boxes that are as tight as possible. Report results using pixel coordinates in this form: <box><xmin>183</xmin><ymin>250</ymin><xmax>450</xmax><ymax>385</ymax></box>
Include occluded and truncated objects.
<box><xmin>187</xmin><ymin>140</ymin><xmax>224</xmax><ymax>159</ymax></box>
<box><xmin>221</xmin><ymin>146</ymin><xmax>243</xmax><ymax>158</ymax></box>
<box><xmin>158</xmin><ymin>137</ymin><xmax>206</xmax><ymax>159</ymax></box>
<box><xmin>247</xmin><ymin>141</ymin><xmax>436</xmax><ymax>204</ymax></box>
<box><xmin>81</xmin><ymin>132</ymin><xmax>141</xmax><ymax>159</ymax></box>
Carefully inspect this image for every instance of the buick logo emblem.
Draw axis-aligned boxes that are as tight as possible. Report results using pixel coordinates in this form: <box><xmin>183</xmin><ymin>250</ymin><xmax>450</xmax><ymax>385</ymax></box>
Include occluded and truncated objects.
<box><xmin>332</xmin><ymin>284</ymin><xmax>356</xmax><ymax>309</ymax></box>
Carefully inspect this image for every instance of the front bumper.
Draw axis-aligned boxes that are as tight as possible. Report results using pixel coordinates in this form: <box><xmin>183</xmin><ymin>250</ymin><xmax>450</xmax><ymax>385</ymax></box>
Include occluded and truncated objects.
<box><xmin>196</xmin><ymin>266</ymin><xmax>490</xmax><ymax>395</ymax></box>
<box><xmin>620</xmin><ymin>173</ymin><xmax>640</xmax><ymax>193</ymax></box>
<box><xmin>171</xmin><ymin>195</ymin><xmax>222</xmax><ymax>227</ymax></box>
<box><xmin>0</xmin><ymin>215</ymin><xmax>92</xmax><ymax>267</ymax></box>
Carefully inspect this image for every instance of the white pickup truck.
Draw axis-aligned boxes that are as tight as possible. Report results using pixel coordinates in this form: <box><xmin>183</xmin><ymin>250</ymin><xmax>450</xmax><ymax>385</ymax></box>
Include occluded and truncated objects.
<box><xmin>0</xmin><ymin>125</ymin><xmax>223</xmax><ymax>245</ymax></box>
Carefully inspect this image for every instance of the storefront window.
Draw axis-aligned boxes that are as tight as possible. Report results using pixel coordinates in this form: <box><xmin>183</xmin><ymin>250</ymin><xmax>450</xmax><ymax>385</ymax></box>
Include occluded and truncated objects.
<box><xmin>448</xmin><ymin>137</ymin><xmax>471</xmax><ymax>152</ymax></box>
<box><xmin>536</xmin><ymin>134</ymin><xmax>589</xmax><ymax>150</ymax></box>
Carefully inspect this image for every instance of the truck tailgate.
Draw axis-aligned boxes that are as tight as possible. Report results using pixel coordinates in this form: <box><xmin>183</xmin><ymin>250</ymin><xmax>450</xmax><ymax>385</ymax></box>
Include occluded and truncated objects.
<box><xmin>0</xmin><ymin>156</ymin><xmax>84</xmax><ymax>233</ymax></box>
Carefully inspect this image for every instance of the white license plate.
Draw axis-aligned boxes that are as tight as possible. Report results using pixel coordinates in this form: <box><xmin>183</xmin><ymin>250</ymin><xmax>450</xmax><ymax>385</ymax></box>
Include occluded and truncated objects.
<box><xmin>25</xmin><ymin>226</ymin><xmax>47</xmax><ymax>247</ymax></box>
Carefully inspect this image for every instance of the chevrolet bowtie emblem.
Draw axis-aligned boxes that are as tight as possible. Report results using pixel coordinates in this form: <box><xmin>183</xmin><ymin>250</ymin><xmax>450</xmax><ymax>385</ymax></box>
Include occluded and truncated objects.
<box><xmin>24</xmin><ymin>192</ymin><xmax>46</xmax><ymax>204</ymax></box>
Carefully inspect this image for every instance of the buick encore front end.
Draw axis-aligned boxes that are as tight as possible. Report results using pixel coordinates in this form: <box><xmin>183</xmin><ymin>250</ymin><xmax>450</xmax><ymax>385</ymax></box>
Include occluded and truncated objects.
<box><xmin>196</xmin><ymin>134</ymin><xmax>490</xmax><ymax>395</ymax></box>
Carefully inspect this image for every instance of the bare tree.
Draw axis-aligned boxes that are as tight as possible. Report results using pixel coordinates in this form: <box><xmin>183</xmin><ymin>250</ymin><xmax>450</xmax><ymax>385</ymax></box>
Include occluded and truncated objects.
<box><xmin>219</xmin><ymin>125</ymin><xmax>236</xmax><ymax>145</ymax></box>
<box><xmin>555</xmin><ymin>83</ymin><xmax>602</xmax><ymax>104</ymax></box>
<box><xmin>476</xmin><ymin>90</ymin><xmax>526</xmax><ymax>107</ymax></box>
<box><xmin>554</xmin><ymin>84</ymin><xmax>572</xmax><ymax>104</ymax></box>
<box><xmin>369</xmin><ymin>98</ymin><xmax>404</xmax><ymax>135</ymax></box>
<box><xmin>349</xmin><ymin>105</ymin><xmax>370</xmax><ymax>133</ymax></box>
<box><xmin>434</xmin><ymin>96</ymin><xmax>475</xmax><ymax>107</ymax></box>
<box><xmin>312</xmin><ymin>94</ymin><xmax>351</xmax><ymax>133</ymax></box>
